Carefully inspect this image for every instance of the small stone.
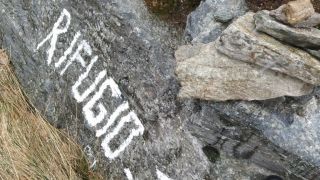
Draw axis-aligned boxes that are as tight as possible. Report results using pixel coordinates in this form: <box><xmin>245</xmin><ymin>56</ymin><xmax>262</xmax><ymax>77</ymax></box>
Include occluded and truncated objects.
<box><xmin>271</xmin><ymin>4</ymin><xmax>320</xmax><ymax>28</ymax></box>
<box><xmin>284</xmin><ymin>0</ymin><xmax>315</xmax><ymax>25</ymax></box>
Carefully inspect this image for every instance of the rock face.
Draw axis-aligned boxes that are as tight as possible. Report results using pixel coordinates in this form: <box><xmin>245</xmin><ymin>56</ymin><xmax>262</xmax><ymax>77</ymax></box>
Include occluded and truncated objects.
<box><xmin>1</xmin><ymin>0</ymin><xmax>320</xmax><ymax>179</ymax></box>
<box><xmin>185</xmin><ymin>0</ymin><xmax>248</xmax><ymax>43</ymax></box>
<box><xmin>255</xmin><ymin>10</ymin><xmax>320</xmax><ymax>50</ymax></box>
<box><xmin>0</xmin><ymin>0</ymin><xmax>210</xmax><ymax>179</ymax></box>
<box><xmin>177</xmin><ymin>12</ymin><xmax>317</xmax><ymax>101</ymax></box>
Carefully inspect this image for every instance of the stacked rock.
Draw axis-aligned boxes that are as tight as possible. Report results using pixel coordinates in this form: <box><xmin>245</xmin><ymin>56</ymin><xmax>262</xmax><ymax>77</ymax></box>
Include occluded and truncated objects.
<box><xmin>270</xmin><ymin>0</ymin><xmax>320</xmax><ymax>28</ymax></box>
<box><xmin>255</xmin><ymin>0</ymin><xmax>320</xmax><ymax>59</ymax></box>
<box><xmin>176</xmin><ymin>0</ymin><xmax>320</xmax><ymax>101</ymax></box>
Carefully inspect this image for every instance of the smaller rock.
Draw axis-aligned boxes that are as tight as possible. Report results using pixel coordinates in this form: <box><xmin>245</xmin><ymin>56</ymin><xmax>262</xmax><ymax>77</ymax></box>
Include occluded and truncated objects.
<box><xmin>0</xmin><ymin>50</ymin><xmax>9</xmax><ymax>65</ymax></box>
<box><xmin>185</xmin><ymin>0</ymin><xmax>248</xmax><ymax>43</ymax></box>
<box><xmin>271</xmin><ymin>4</ymin><xmax>320</xmax><ymax>28</ymax></box>
<box><xmin>284</xmin><ymin>0</ymin><xmax>315</xmax><ymax>25</ymax></box>
<box><xmin>255</xmin><ymin>10</ymin><xmax>320</xmax><ymax>50</ymax></box>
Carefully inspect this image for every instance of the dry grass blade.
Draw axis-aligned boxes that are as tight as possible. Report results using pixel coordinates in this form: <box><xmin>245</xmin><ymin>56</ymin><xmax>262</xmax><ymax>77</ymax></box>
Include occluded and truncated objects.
<box><xmin>0</xmin><ymin>50</ymin><xmax>90</xmax><ymax>179</ymax></box>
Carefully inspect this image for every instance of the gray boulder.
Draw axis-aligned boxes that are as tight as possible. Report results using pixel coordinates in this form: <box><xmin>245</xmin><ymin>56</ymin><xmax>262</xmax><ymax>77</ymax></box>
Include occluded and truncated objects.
<box><xmin>0</xmin><ymin>0</ymin><xmax>211</xmax><ymax>179</ymax></box>
<box><xmin>1</xmin><ymin>0</ymin><xmax>320</xmax><ymax>179</ymax></box>
<box><xmin>255</xmin><ymin>10</ymin><xmax>320</xmax><ymax>50</ymax></box>
<box><xmin>185</xmin><ymin>0</ymin><xmax>248</xmax><ymax>43</ymax></box>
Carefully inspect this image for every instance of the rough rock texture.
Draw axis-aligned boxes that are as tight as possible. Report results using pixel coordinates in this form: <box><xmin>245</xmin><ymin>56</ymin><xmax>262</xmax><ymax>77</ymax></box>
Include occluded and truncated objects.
<box><xmin>1</xmin><ymin>0</ymin><xmax>320</xmax><ymax>179</ymax></box>
<box><xmin>217</xmin><ymin>12</ymin><xmax>320</xmax><ymax>86</ymax></box>
<box><xmin>0</xmin><ymin>0</ymin><xmax>210</xmax><ymax>179</ymax></box>
<box><xmin>177</xmin><ymin>11</ymin><xmax>320</xmax><ymax>179</ymax></box>
<box><xmin>212</xmin><ymin>91</ymin><xmax>320</xmax><ymax>178</ymax></box>
<box><xmin>271</xmin><ymin>4</ymin><xmax>320</xmax><ymax>28</ymax></box>
<box><xmin>292</xmin><ymin>13</ymin><xmax>320</xmax><ymax>27</ymax></box>
<box><xmin>176</xmin><ymin>41</ymin><xmax>313</xmax><ymax>101</ymax></box>
<box><xmin>283</xmin><ymin>0</ymin><xmax>315</xmax><ymax>25</ymax></box>
<box><xmin>0</xmin><ymin>50</ymin><xmax>9</xmax><ymax>65</ymax></box>
<box><xmin>185</xmin><ymin>0</ymin><xmax>248</xmax><ymax>43</ymax></box>
<box><xmin>307</xmin><ymin>49</ymin><xmax>320</xmax><ymax>60</ymax></box>
<box><xmin>255</xmin><ymin>10</ymin><xmax>320</xmax><ymax>50</ymax></box>
<box><xmin>184</xmin><ymin>99</ymin><xmax>320</xmax><ymax>179</ymax></box>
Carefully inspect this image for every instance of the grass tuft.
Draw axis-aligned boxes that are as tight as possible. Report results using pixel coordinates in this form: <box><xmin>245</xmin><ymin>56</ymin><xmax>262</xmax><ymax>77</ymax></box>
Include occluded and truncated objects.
<box><xmin>0</xmin><ymin>50</ymin><xmax>91</xmax><ymax>179</ymax></box>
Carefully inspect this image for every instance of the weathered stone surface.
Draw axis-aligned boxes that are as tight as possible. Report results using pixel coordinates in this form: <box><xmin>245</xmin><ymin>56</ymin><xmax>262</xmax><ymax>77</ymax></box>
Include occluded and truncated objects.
<box><xmin>212</xmin><ymin>90</ymin><xmax>320</xmax><ymax>178</ymax></box>
<box><xmin>1</xmin><ymin>0</ymin><xmax>320</xmax><ymax>179</ymax></box>
<box><xmin>271</xmin><ymin>4</ymin><xmax>320</xmax><ymax>28</ymax></box>
<box><xmin>0</xmin><ymin>0</ymin><xmax>211</xmax><ymax>179</ymax></box>
<box><xmin>293</xmin><ymin>13</ymin><xmax>320</xmax><ymax>27</ymax></box>
<box><xmin>255</xmin><ymin>10</ymin><xmax>320</xmax><ymax>50</ymax></box>
<box><xmin>184</xmin><ymin>99</ymin><xmax>320</xmax><ymax>179</ymax></box>
<box><xmin>217</xmin><ymin>12</ymin><xmax>320</xmax><ymax>86</ymax></box>
<box><xmin>176</xmin><ymin>41</ymin><xmax>313</xmax><ymax>101</ymax></box>
<box><xmin>177</xmin><ymin>12</ymin><xmax>320</xmax><ymax>177</ymax></box>
<box><xmin>284</xmin><ymin>0</ymin><xmax>315</xmax><ymax>25</ymax></box>
<box><xmin>185</xmin><ymin>0</ymin><xmax>247</xmax><ymax>43</ymax></box>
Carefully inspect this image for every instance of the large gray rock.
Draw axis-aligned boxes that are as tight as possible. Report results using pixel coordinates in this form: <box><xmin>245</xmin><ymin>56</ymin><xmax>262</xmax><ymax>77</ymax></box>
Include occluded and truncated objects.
<box><xmin>0</xmin><ymin>0</ymin><xmax>210</xmax><ymax>179</ymax></box>
<box><xmin>212</xmin><ymin>92</ymin><xmax>320</xmax><ymax>177</ymax></box>
<box><xmin>185</xmin><ymin>0</ymin><xmax>248</xmax><ymax>43</ymax></box>
<box><xmin>217</xmin><ymin>12</ymin><xmax>320</xmax><ymax>86</ymax></box>
<box><xmin>255</xmin><ymin>10</ymin><xmax>320</xmax><ymax>50</ymax></box>
<box><xmin>1</xmin><ymin>0</ymin><xmax>320</xmax><ymax>179</ymax></box>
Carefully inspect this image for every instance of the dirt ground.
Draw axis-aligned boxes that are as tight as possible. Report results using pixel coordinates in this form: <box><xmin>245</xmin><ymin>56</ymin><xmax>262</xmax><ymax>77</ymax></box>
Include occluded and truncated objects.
<box><xmin>246</xmin><ymin>0</ymin><xmax>320</xmax><ymax>12</ymax></box>
<box><xmin>144</xmin><ymin>0</ymin><xmax>320</xmax><ymax>28</ymax></box>
<box><xmin>144</xmin><ymin>0</ymin><xmax>201</xmax><ymax>27</ymax></box>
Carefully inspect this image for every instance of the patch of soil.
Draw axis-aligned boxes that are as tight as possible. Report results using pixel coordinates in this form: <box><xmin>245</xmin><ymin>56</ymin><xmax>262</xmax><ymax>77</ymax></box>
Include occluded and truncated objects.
<box><xmin>144</xmin><ymin>0</ymin><xmax>320</xmax><ymax>28</ymax></box>
<box><xmin>144</xmin><ymin>0</ymin><xmax>201</xmax><ymax>28</ymax></box>
<box><xmin>246</xmin><ymin>0</ymin><xmax>320</xmax><ymax>12</ymax></box>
